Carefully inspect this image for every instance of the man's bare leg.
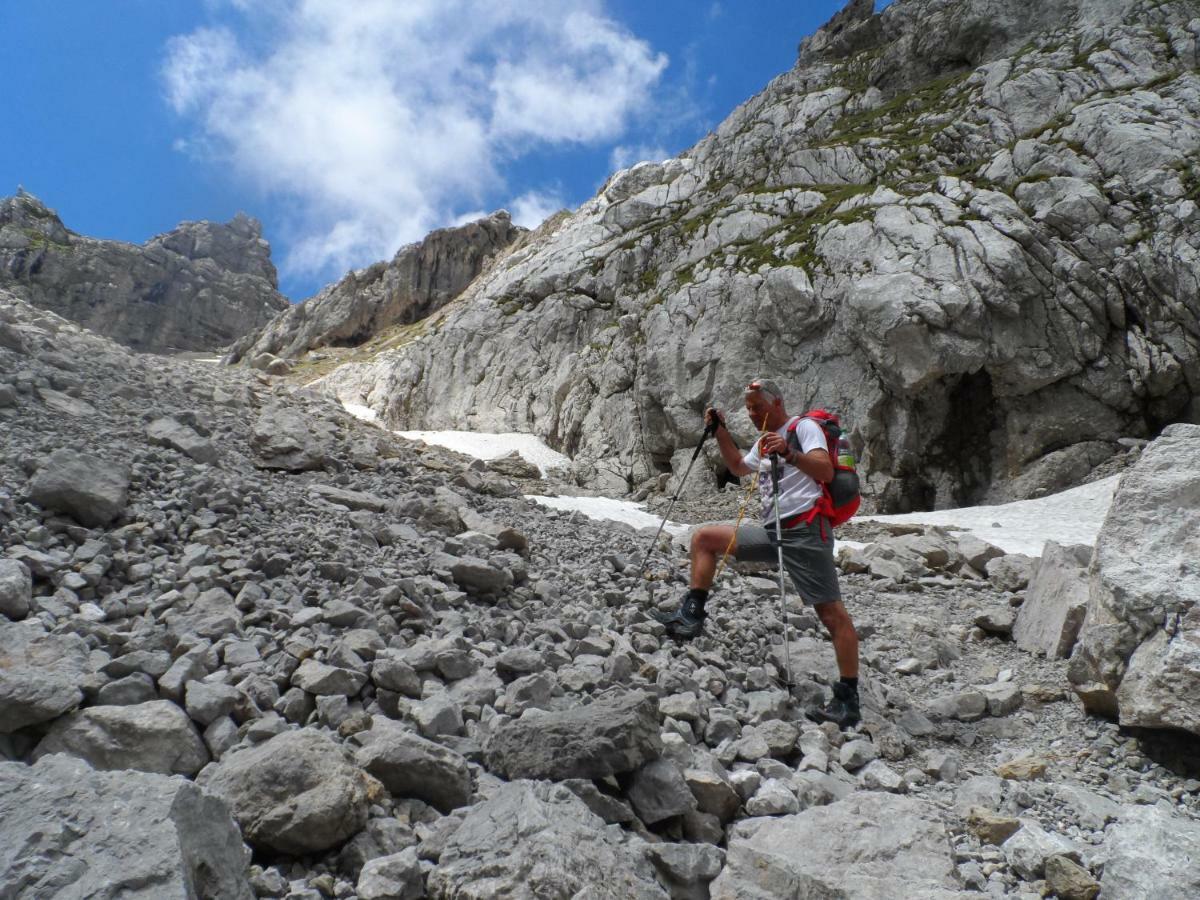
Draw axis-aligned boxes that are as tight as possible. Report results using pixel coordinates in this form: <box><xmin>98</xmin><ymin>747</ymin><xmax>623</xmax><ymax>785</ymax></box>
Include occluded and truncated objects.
<box><xmin>809</xmin><ymin>599</ymin><xmax>862</xmax><ymax>728</ymax></box>
<box><xmin>814</xmin><ymin>600</ymin><xmax>859</xmax><ymax>678</ymax></box>
<box><xmin>689</xmin><ymin>524</ymin><xmax>737</xmax><ymax>590</ymax></box>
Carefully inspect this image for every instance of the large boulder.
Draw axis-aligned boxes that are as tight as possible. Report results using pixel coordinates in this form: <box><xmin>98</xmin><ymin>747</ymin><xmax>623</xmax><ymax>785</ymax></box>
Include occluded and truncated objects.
<box><xmin>197</xmin><ymin>728</ymin><xmax>374</xmax><ymax>855</ymax></box>
<box><xmin>1013</xmin><ymin>542</ymin><xmax>1092</xmax><ymax>658</ymax></box>
<box><xmin>354</xmin><ymin>720</ymin><xmax>473</xmax><ymax>813</ymax></box>
<box><xmin>1101</xmin><ymin>805</ymin><xmax>1200</xmax><ymax>899</ymax></box>
<box><xmin>146</xmin><ymin>417</ymin><xmax>220</xmax><ymax>465</ymax></box>
<box><xmin>27</xmin><ymin>448</ymin><xmax>130</xmax><ymax>527</ymax></box>
<box><xmin>33</xmin><ymin>700</ymin><xmax>209</xmax><ymax>776</ymax></box>
<box><xmin>426</xmin><ymin>780</ymin><xmax>668</xmax><ymax>898</ymax></box>
<box><xmin>0</xmin><ymin>754</ymin><xmax>253</xmax><ymax>899</ymax></box>
<box><xmin>483</xmin><ymin>690</ymin><xmax>663</xmax><ymax>780</ymax></box>
<box><xmin>250</xmin><ymin>406</ymin><xmax>332</xmax><ymax>472</ymax></box>
<box><xmin>710</xmin><ymin>792</ymin><xmax>961</xmax><ymax>899</ymax></box>
<box><xmin>1068</xmin><ymin>425</ymin><xmax>1200</xmax><ymax>733</ymax></box>
<box><xmin>0</xmin><ymin>623</ymin><xmax>89</xmax><ymax>732</ymax></box>
<box><xmin>0</xmin><ymin>560</ymin><xmax>31</xmax><ymax>621</ymax></box>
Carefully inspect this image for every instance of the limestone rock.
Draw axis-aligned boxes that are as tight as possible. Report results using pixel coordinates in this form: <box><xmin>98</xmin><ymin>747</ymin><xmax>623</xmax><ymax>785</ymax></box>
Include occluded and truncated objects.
<box><xmin>426</xmin><ymin>780</ymin><xmax>668</xmax><ymax>899</ymax></box>
<box><xmin>27</xmin><ymin>448</ymin><xmax>129</xmax><ymax>526</ymax></box>
<box><xmin>356</xmin><ymin>848</ymin><xmax>424</xmax><ymax>900</ymax></box>
<box><xmin>0</xmin><ymin>624</ymin><xmax>89</xmax><ymax>732</ymax></box>
<box><xmin>197</xmin><ymin>728</ymin><xmax>373</xmax><ymax>854</ymax></box>
<box><xmin>0</xmin><ymin>560</ymin><xmax>31</xmax><ymax>621</ymax></box>
<box><xmin>228</xmin><ymin>211</ymin><xmax>522</xmax><ymax>363</ymax></box>
<box><xmin>250</xmin><ymin>406</ymin><xmax>332</xmax><ymax>471</ymax></box>
<box><xmin>1014</xmin><ymin>542</ymin><xmax>1092</xmax><ymax>658</ymax></box>
<box><xmin>711</xmin><ymin>792</ymin><xmax>960</xmax><ymax>898</ymax></box>
<box><xmin>354</xmin><ymin>720</ymin><xmax>472</xmax><ymax>813</ymax></box>
<box><xmin>33</xmin><ymin>700</ymin><xmax>210</xmax><ymax>776</ymax></box>
<box><xmin>483</xmin><ymin>690</ymin><xmax>662</xmax><ymax>780</ymax></box>
<box><xmin>1101</xmin><ymin>805</ymin><xmax>1200</xmax><ymax>900</ymax></box>
<box><xmin>0</xmin><ymin>754</ymin><xmax>252</xmax><ymax>899</ymax></box>
<box><xmin>1069</xmin><ymin>425</ymin><xmax>1200</xmax><ymax>733</ymax></box>
<box><xmin>0</xmin><ymin>192</ymin><xmax>286</xmax><ymax>353</ymax></box>
<box><xmin>146</xmin><ymin>417</ymin><xmax>220</xmax><ymax>465</ymax></box>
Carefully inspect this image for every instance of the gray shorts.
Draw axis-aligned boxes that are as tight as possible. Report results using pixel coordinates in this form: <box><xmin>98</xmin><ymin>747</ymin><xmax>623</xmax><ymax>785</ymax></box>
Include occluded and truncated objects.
<box><xmin>735</xmin><ymin>520</ymin><xmax>842</xmax><ymax>606</ymax></box>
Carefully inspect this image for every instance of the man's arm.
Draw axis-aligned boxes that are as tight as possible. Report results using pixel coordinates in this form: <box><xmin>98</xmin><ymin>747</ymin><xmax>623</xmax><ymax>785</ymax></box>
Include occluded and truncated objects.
<box><xmin>786</xmin><ymin>447</ymin><xmax>834</xmax><ymax>484</ymax></box>
<box><xmin>706</xmin><ymin>409</ymin><xmax>752</xmax><ymax>477</ymax></box>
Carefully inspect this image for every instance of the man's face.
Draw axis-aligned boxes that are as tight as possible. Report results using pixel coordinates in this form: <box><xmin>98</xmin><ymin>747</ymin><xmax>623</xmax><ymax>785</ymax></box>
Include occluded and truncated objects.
<box><xmin>744</xmin><ymin>390</ymin><xmax>777</xmax><ymax>427</ymax></box>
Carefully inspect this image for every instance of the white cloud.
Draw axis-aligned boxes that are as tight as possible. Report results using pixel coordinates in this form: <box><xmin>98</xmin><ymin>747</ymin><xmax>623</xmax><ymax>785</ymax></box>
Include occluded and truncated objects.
<box><xmin>509</xmin><ymin>190</ymin><xmax>566</xmax><ymax>230</ymax></box>
<box><xmin>163</xmin><ymin>1</ymin><xmax>667</xmax><ymax>282</ymax></box>
<box><xmin>609</xmin><ymin>143</ymin><xmax>670</xmax><ymax>172</ymax></box>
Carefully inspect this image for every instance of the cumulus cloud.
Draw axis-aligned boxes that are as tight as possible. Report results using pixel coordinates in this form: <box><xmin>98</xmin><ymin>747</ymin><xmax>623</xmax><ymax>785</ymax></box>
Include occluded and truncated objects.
<box><xmin>164</xmin><ymin>0</ymin><xmax>667</xmax><ymax>282</ymax></box>
<box><xmin>509</xmin><ymin>190</ymin><xmax>566</xmax><ymax>230</ymax></box>
<box><xmin>609</xmin><ymin>143</ymin><xmax>670</xmax><ymax>172</ymax></box>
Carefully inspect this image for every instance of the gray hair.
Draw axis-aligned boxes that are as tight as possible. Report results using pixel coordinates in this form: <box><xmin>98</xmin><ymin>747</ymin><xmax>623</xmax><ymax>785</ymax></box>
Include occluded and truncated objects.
<box><xmin>744</xmin><ymin>377</ymin><xmax>783</xmax><ymax>402</ymax></box>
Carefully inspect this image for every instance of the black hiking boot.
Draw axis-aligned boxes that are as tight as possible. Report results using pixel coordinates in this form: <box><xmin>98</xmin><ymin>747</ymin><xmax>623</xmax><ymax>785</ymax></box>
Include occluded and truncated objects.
<box><xmin>658</xmin><ymin>595</ymin><xmax>707</xmax><ymax>641</ymax></box>
<box><xmin>807</xmin><ymin>680</ymin><xmax>861</xmax><ymax>729</ymax></box>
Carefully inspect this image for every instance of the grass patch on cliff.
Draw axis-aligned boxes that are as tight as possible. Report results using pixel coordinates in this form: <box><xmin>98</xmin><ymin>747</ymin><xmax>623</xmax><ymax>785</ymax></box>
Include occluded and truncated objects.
<box><xmin>825</xmin><ymin>70</ymin><xmax>971</xmax><ymax>147</ymax></box>
<box><xmin>287</xmin><ymin>318</ymin><xmax>434</xmax><ymax>384</ymax></box>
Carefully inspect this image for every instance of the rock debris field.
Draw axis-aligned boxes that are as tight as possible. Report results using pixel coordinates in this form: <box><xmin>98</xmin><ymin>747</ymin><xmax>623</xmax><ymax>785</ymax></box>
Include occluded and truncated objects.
<box><xmin>2</xmin><ymin>292</ymin><xmax>1199</xmax><ymax>900</ymax></box>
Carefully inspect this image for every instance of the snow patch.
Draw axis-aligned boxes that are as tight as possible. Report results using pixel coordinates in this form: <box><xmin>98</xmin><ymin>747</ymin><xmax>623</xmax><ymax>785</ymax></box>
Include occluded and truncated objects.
<box><xmin>394</xmin><ymin>430</ymin><xmax>571</xmax><ymax>477</ymax></box>
<box><xmin>342</xmin><ymin>402</ymin><xmax>379</xmax><ymax>423</ymax></box>
<box><xmin>526</xmin><ymin>495</ymin><xmax>689</xmax><ymax>536</ymax></box>
<box><xmin>856</xmin><ymin>475</ymin><xmax>1120</xmax><ymax>557</ymax></box>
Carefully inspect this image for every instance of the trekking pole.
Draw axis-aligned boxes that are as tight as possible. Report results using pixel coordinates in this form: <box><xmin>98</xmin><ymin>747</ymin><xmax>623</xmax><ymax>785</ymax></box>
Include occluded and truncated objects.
<box><xmin>770</xmin><ymin>453</ymin><xmax>794</xmax><ymax>689</ymax></box>
<box><xmin>636</xmin><ymin>416</ymin><xmax>719</xmax><ymax>583</ymax></box>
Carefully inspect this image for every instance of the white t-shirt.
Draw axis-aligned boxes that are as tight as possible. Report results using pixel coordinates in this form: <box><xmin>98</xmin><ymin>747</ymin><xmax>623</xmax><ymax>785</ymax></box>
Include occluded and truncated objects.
<box><xmin>741</xmin><ymin>416</ymin><xmax>828</xmax><ymax>520</ymax></box>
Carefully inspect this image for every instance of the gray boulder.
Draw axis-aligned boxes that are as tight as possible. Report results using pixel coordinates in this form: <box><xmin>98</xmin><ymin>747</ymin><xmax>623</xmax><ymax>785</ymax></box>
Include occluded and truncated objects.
<box><xmin>484</xmin><ymin>690</ymin><xmax>662</xmax><ymax>780</ymax></box>
<box><xmin>627</xmin><ymin>758</ymin><xmax>697</xmax><ymax>824</ymax></box>
<box><xmin>1013</xmin><ymin>542</ymin><xmax>1092</xmax><ymax>658</ymax></box>
<box><xmin>426</xmin><ymin>780</ymin><xmax>668</xmax><ymax>899</ymax></box>
<box><xmin>357</xmin><ymin>848</ymin><xmax>424</xmax><ymax>900</ymax></box>
<box><xmin>250</xmin><ymin>406</ymin><xmax>332</xmax><ymax>471</ymax></box>
<box><xmin>0</xmin><ymin>754</ymin><xmax>252</xmax><ymax>899</ymax></box>
<box><xmin>710</xmin><ymin>792</ymin><xmax>961</xmax><ymax>899</ymax></box>
<box><xmin>197</xmin><ymin>728</ymin><xmax>373</xmax><ymax>854</ymax></box>
<box><xmin>1069</xmin><ymin>425</ymin><xmax>1200</xmax><ymax>733</ymax></box>
<box><xmin>0</xmin><ymin>560</ymin><xmax>31</xmax><ymax>621</ymax></box>
<box><xmin>354</xmin><ymin>720</ymin><xmax>472</xmax><ymax>813</ymax></box>
<box><xmin>1102</xmin><ymin>805</ymin><xmax>1200</xmax><ymax>899</ymax></box>
<box><xmin>33</xmin><ymin>700</ymin><xmax>209</xmax><ymax>776</ymax></box>
<box><xmin>27</xmin><ymin>448</ymin><xmax>129</xmax><ymax>527</ymax></box>
<box><xmin>146</xmin><ymin>417</ymin><xmax>219</xmax><ymax>465</ymax></box>
<box><xmin>0</xmin><ymin>624</ymin><xmax>88</xmax><ymax>732</ymax></box>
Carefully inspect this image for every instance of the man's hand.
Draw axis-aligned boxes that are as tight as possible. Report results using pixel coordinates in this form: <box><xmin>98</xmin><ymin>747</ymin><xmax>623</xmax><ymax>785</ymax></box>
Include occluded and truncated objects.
<box><xmin>760</xmin><ymin>432</ymin><xmax>788</xmax><ymax>457</ymax></box>
<box><xmin>705</xmin><ymin>408</ymin><xmax>726</xmax><ymax>433</ymax></box>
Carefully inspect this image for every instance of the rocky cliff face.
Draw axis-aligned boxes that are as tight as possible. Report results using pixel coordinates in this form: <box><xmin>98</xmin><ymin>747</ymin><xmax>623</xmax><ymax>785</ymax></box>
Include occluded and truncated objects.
<box><xmin>314</xmin><ymin>0</ymin><xmax>1200</xmax><ymax>511</ymax></box>
<box><xmin>0</xmin><ymin>191</ymin><xmax>289</xmax><ymax>353</ymax></box>
<box><xmin>227</xmin><ymin>212</ymin><xmax>524</xmax><ymax>367</ymax></box>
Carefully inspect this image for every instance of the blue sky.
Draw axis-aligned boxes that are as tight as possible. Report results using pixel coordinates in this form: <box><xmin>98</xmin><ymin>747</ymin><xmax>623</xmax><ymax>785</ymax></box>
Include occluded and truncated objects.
<box><xmin>2</xmin><ymin>1</ymin><xmax>874</xmax><ymax>300</ymax></box>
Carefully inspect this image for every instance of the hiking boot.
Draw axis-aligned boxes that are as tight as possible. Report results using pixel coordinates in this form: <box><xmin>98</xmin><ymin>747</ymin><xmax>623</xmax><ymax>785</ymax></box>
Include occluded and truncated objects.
<box><xmin>660</xmin><ymin>596</ymin><xmax>707</xmax><ymax>641</ymax></box>
<box><xmin>807</xmin><ymin>681</ymin><xmax>861</xmax><ymax>729</ymax></box>
<box><xmin>651</xmin><ymin>600</ymin><xmax>689</xmax><ymax>627</ymax></box>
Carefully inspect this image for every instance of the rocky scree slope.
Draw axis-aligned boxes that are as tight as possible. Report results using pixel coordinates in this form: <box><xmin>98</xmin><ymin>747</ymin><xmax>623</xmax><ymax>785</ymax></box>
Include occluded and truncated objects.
<box><xmin>3</xmin><ymin>292</ymin><xmax>1200</xmax><ymax>899</ymax></box>
<box><xmin>226</xmin><ymin>211</ymin><xmax>525</xmax><ymax>376</ymax></box>
<box><xmin>314</xmin><ymin>0</ymin><xmax>1200</xmax><ymax>512</ymax></box>
<box><xmin>0</xmin><ymin>191</ymin><xmax>289</xmax><ymax>353</ymax></box>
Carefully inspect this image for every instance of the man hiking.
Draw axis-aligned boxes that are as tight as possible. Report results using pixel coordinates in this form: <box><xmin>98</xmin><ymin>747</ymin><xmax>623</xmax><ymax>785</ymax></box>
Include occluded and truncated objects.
<box><xmin>654</xmin><ymin>377</ymin><xmax>862</xmax><ymax>728</ymax></box>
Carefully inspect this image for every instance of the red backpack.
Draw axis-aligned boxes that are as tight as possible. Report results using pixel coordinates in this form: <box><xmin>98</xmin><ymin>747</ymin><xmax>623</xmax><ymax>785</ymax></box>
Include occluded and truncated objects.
<box><xmin>786</xmin><ymin>409</ymin><xmax>861</xmax><ymax>536</ymax></box>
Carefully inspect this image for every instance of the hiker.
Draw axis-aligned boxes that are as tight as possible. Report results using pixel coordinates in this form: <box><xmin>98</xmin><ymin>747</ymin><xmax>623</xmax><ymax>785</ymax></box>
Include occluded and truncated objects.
<box><xmin>654</xmin><ymin>377</ymin><xmax>862</xmax><ymax>728</ymax></box>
